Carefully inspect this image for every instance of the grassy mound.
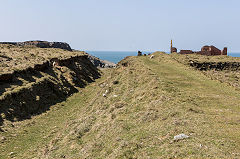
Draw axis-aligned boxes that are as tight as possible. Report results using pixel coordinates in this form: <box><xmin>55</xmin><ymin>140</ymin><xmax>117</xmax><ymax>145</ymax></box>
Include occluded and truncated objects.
<box><xmin>1</xmin><ymin>52</ymin><xmax>240</xmax><ymax>158</ymax></box>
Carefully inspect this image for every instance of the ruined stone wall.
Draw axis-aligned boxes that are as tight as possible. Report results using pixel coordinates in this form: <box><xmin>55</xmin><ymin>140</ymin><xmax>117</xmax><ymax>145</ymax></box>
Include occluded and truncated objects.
<box><xmin>210</xmin><ymin>46</ymin><xmax>222</xmax><ymax>55</ymax></box>
<box><xmin>179</xmin><ymin>50</ymin><xmax>194</xmax><ymax>54</ymax></box>
<box><xmin>222</xmin><ymin>47</ymin><xmax>227</xmax><ymax>55</ymax></box>
<box><xmin>200</xmin><ymin>46</ymin><xmax>222</xmax><ymax>56</ymax></box>
<box><xmin>179</xmin><ymin>46</ymin><xmax>227</xmax><ymax>56</ymax></box>
<box><xmin>189</xmin><ymin>61</ymin><xmax>240</xmax><ymax>71</ymax></box>
<box><xmin>196</xmin><ymin>51</ymin><xmax>212</xmax><ymax>56</ymax></box>
<box><xmin>171</xmin><ymin>47</ymin><xmax>177</xmax><ymax>53</ymax></box>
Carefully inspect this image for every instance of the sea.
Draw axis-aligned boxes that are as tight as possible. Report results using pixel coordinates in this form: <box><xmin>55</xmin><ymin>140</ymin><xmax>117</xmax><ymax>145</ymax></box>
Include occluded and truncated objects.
<box><xmin>86</xmin><ymin>51</ymin><xmax>240</xmax><ymax>64</ymax></box>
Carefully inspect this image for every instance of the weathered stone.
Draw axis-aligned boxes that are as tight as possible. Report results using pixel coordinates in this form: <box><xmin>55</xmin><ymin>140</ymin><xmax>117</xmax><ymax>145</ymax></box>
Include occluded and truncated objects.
<box><xmin>171</xmin><ymin>47</ymin><xmax>177</xmax><ymax>53</ymax></box>
<box><xmin>189</xmin><ymin>61</ymin><xmax>240</xmax><ymax>71</ymax></box>
<box><xmin>174</xmin><ymin>134</ymin><xmax>189</xmax><ymax>141</ymax></box>
<box><xmin>179</xmin><ymin>50</ymin><xmax>194</xmax><ymax>54</ymax></box>
<box><xmin>113</xmin><ymin>81</ymin><xmax>119</xmax><ymax>85</ymax></box>
<box><xmin>87</xmin><ymin>54</ymin><xmax>116</xmax><ymax>68</ymax></box>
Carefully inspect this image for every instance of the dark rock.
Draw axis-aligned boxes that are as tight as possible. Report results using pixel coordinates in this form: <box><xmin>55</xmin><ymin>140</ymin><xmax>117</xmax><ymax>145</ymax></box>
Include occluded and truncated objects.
<box><xmin>113</xmin><ymin>81</ymin><xmax>119</xmax><ymax>85</ymax></box>
<box><xmin>87</xmin><ymin>54</ymin><xmax>116</xmax><ymax>68</ymax></box>
<box><xmin>189</xmin><ymin>61</ymin><xmax>240</xmax><ymax>71</ymax></box>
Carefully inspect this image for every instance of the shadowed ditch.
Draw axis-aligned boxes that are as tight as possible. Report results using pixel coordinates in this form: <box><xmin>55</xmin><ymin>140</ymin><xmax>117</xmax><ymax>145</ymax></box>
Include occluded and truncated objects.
<box><xmin>0</xmin><ymin>55</ymin><xmax>101</xmax><ymax>127</ymax></box>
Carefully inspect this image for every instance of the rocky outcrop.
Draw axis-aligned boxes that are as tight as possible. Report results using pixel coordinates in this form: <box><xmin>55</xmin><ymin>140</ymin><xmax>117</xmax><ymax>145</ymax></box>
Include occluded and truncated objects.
<box><xmin>87</xmin><ymin>54</ymin><xmax>116</xmax><ymax>68</ymax></box>
<box><xmin>0</xmin><ymin>41</ymin><xmax>72</xmax><ymax>51</ymax></box>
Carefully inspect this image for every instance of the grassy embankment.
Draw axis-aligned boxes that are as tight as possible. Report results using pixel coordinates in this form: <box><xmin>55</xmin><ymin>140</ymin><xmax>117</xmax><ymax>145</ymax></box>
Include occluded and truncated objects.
<box><xmin>0</xmin><ymin>44</ymin><xmax>87</xmax><ymax>95</ymax></box>
<box><xmin>0</xmin><ymin>44</ymin><xmax>86</xmax><ymax>74</ymax></box>
<box><xmin>1</xmin><ymin>52</ymin><xmax>240</xmax><ymax>158</ymax></box>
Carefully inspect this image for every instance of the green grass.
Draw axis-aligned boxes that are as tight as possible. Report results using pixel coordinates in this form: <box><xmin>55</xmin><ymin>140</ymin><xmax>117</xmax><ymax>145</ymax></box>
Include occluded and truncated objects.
<box><xmin>0</xmin><ymin>76</ymin><xmax>106</xmax><ymax>158</ymax></box>
<box><xmin>1</xmin><ymin>52</ymin><xmax>240</xmax><ymax>158</ymax></box>
<box><xmin>0</xmin><ymin>44</ymin><xmax>86</xmax><ymax>75</ymax></box>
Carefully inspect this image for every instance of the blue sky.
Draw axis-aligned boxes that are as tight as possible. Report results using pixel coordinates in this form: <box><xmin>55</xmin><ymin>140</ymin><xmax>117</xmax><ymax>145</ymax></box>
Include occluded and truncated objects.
<box><xmin>0</xmin><ymin>0</ymin><xmax>239</xmax><ymax>52</ymax></box>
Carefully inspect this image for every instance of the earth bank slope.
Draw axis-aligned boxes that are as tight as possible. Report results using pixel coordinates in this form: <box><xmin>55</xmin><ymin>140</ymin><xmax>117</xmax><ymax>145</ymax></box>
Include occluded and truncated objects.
<box><xmin>0</xmin><ymin>44</ymin><xmax>101</xmax><ymax>128</ymax></box>
<box><xmin>1</xmin><ymin>52</ymin><xmax>240</xmax><ymax>158</ymax></box>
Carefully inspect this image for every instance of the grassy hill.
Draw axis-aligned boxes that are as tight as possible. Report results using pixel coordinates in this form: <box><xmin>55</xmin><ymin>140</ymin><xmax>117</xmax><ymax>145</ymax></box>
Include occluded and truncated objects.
<box><xmin>0</xmin><ymin>44</ymin><xmax>85</xmax><ymax>75</ymax></box>
<box><xmin>1</xmin><ymin>52</ymin><xmax>240</xmax><ymax>158</ymax></box>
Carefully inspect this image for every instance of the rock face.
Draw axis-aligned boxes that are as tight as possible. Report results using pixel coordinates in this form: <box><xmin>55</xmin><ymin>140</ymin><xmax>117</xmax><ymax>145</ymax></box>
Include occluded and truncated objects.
<box><xmin>0</xmin><ymin>41</ymin><xmax>72</xmax><ymax>51</ymax></box>
<box><xmin>87</xmin><ymin>54</ymin><xmax>116</xmax><ymax>68</ymax></box>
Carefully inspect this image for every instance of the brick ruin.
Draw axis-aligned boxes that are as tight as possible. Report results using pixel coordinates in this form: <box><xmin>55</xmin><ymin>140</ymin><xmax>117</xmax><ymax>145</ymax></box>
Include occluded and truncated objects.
<box><xmin>170</xmin><ymin>40</ymin><xmax>227</xmax><ymax>56</ymax></box>
<box><xmin>170</xmin><ymin>40</ymin><xmax>177</xmax><ymax>53</ymax></box>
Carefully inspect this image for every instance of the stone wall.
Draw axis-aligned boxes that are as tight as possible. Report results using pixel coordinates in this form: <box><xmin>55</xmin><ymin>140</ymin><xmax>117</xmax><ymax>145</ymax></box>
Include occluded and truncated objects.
<box><xmin>179</xmin><ymin>50</ymin><xmax>194</xmax><ymax>54</ymax></box>
<box><xmin>196</xmin><ymin>51</ymin><xmax>212</xmax><ymax>56</ymax></box>
<box><xmin>222</xmin><ymin>47</ymin><xmax>227</xmax><ymax>55</ymax></box>
<box><xmin>201</xmin><ymin>46</ymin><xmax>222</xmax><ymax>55</ymax></box>
<box><xmin>171</xmin><ymin>47</ymin><xmax>177</xmax><ymax>53</ymax></box>
<box><xmin>189</xmin><ymin>61</ymin><xmax>240</xmax><ymax>71</ymax></box>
